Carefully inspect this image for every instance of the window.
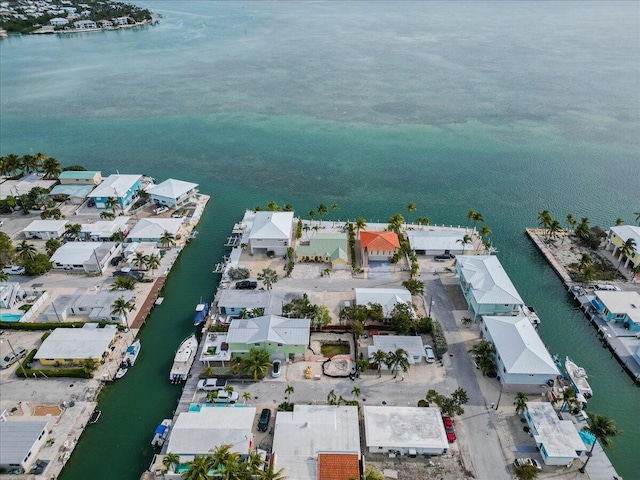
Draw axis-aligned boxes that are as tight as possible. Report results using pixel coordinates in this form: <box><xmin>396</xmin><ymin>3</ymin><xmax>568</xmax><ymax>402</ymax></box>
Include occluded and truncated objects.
<box><xmin>277</xmin><ymin>343</ymin><xmax>283</xmax><ymax>347</ymax></box>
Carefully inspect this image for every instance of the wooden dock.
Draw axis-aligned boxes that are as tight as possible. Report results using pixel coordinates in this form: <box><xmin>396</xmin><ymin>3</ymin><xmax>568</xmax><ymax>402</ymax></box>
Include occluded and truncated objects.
<box><xmin>131</xmin><ymin>277</ymin><xmax>166</xmax><ymax>329</ymax></box>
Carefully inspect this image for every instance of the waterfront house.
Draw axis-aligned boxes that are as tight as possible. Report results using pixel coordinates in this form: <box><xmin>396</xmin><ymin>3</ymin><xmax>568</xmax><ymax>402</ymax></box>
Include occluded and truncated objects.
<box><xmin>605</xmin><ymin>225</ymin><xmax>640</xmax><ymax>276</ymax></box>
<box><xmin>0</xmin><ymin>282</ymin><xmax>20</xmax><ymax>309</ymax></box>
<box><xmin>248</xmin><ymin>211</ymin><xmax>294</xmax><ymax>256</ymax></box>
<box><xmin>49</xmin><ymin>242</ymin><xmax>117</xmax><ymax>274</ymax></box>
<box><xmin>58</xmin><ymin>170</ymin><xmax>102</xmax><ymax>185</ymax></box>
<box><xmin>126</xmin><ymin>218</ymin><xmax>182</xmax><ymax>243</ymax></box>
<box><xmin>163</xmin><ymin>407</ymin><xmax>256</xmax><ymax>478</ymax></box>
<box><xmin>227</xmin><ymin>315</ymin><xmax>310</xmax><ymax>361</ymax></box>
<box><xmin>592</xmin><ymin>291</ymin><xmax>640</xmax><ymax>332</ymax></box>
<box><xmin>87</xmin><ymin>174</ymin><xmax>142</xmax><ymax>212</ymax></box>
<box><xmin>355</xmin><ymin>287</ymin><xmax>413</xmax><ymax>319</ymax></box>
<box><xmin>0</xmin><ymin>173</ymin><xmax>57</xmax><ymax>200</ymax></box>
<box><xmin>49</xmin><ymin>17</ymin><xmax>68</xmax><ymax>27</ymax></box>
<box><xmin>359</xmin><ymin>231</ymin><xmax>400</xmax><ymax>262</ymax></box>
<box><xmin>524</xmin><ymin>402</ymin><xmax>586</xmax><ymax>467</ymax></box>
<box><xmin>455</xmin><ymin>255</ymin><xmax>524</xmax><ymax>321</ymax></box>
<box><xmin>0</xmin><ymin>420</ymin><xmax>50</xmax><ymax>474</ymax></box>
<box><xmin>98</xmin><ymin>19</ymin><xmax>113</xmax><ymax>28</ymax></box>
<box><xmin>22</xmin><ymin>219</ymin><xmax>67</xmax><ymax>240</ymax></box>
<box><xmin>272</xmin><ymin>405</ymin><xmax>361</xmax><ymax>480</ymax></box>
<box><xmin>148</xmin><ymin>178</ymin><xmax>198</xmax><ymax>208</ymax></box>
<box><xmin>367</xmin><ymin>335</ymin><xmax>425</xmax><ymax>366</ymax></box>
<box><xmin>42</xmin><ymin>290</ymin><xmax>135</xmax><ymax>324</ymax></box>
<box><xmin>49</xmin><ymin>183</ymin><xmax>95</xmax><ymax>204</ymax></box>
<box><xmin>80</xmin><ymin>217</ymin><xmax>131</xmax><ymax>241</ymax></box>
<box><xmin>407</xmin><ymin>228</ymin><xmax>467</xmax><ymax>256</ymax></box>
<box><xmin>34</xmin><ymin>323</ymin><xmax>117</xmax><ymax>366</ymax></box>
<box><xmin>363</xmin><ymin>406</ymin><xmax>449</xmax><ymax>455</ymax></box>
<box><xmin>216</xmin><ymin>289</ymin><xmax>270</xmax><ymax>319</ymax></box>
<box><xmin>481</xmin><ymin>315</ymin><xmax>560</xmax><ymax>391</ymax></box>
<box><xmin>73</xmin><ymin>20</ymin><xmax>97</xmax><ymax>29</ymax></box>
<box><xmin>115</xmin><ymin>16</ymin><xmax>132</xmax><ymax>26</ymax></box>
<box><xmin>296</xmin><ymin>232</ymin><xmax>349</xmax><ymax>270</ymax></box>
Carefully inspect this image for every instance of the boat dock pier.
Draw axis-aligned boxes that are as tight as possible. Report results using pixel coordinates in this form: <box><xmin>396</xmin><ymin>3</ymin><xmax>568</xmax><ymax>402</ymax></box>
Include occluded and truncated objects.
<box><xmin>526</xmin><ymin>228</ymin><xmax>640</xmax><ymax>385</ymax></box>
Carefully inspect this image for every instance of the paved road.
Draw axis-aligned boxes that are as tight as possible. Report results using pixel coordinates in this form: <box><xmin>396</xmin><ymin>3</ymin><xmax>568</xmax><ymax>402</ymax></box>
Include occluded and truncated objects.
<box><xmin>426</xmin><ymin>275</ymin><xmax>511</xmax><ymax>480</ymax></box>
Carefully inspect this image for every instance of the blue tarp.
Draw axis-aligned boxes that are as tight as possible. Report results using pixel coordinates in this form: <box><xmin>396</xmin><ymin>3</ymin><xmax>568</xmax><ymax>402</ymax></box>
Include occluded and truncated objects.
<box><xmin>155</xmin><ymin>424</ymin><xmax>167</xmax><ymax>435</ymax></box>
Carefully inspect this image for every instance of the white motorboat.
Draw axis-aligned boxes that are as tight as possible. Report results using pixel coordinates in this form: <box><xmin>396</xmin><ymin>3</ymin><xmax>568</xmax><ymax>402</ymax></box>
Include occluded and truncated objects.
<box><xmin>565</xmin><ymin>356</ymin><xmax>593</xmax><ymax>399</ymax></box>
<box><xmin>123</xmin><ymin>339</ymin><xmax>141</xmax><ymax>367</ymax></box>
<box><xmin>169</xmin><ymin>334</ymin><xmax>198</xmax><ymax>383</ymax></box>
<box><xmin>115</xmin><ymin>366</ymin><xmax>128</xmax><ymax>379</ymax></box>
<box><xmin>151</xmin><ymin>419</ymin><xmax>172</xmax><ymax>448</ymax></box>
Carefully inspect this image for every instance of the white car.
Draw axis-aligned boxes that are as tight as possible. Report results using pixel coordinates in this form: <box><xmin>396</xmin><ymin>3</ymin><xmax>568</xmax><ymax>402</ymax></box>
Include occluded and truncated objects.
<box><xmin>153</xmin><ymin>206</ymin><xmax>169</xmax><ymax>215</ymax></box>
<box><xmin>514</xmin><ymin>458</ymin><xmax>542</xmax><ymax>471</ymax></box>
<box><xmin>2</xmin><ymin>266</ymin><xmax>25</xmax><ymax>275</ymax></box>
<box><xmin>271</xmin><ymin>359</ymin><xmax>281</xmax><ymax>378</ymax></box>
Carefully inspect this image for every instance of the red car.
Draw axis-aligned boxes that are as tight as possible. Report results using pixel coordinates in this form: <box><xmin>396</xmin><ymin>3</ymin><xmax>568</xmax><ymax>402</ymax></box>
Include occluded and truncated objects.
<box><xmin>442</xmin><ymin>415</ymin><xmax>456</xmax><ymax>442</ymax></box>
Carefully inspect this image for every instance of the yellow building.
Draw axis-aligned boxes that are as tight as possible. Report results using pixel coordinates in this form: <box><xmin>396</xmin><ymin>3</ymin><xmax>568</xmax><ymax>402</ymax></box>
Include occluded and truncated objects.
<box><xmin>34</xmin><ymin>324</ymin><xmax>117</xmax><ymax>366</ymax></box>
<box><xmin>606</xmin><ymin>225</ymin><xmax>640</xmax><ymax>274</ymax></box>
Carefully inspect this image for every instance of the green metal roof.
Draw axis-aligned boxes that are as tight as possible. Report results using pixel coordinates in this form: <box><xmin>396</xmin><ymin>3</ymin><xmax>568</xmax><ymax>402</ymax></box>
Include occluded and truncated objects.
<box><xmin>59</xmin><ymin>171</ymin><xmax>100</xmax><ymax>180</ymax></box>
<box><xmin>297</xmin><ymin>233</ymin><xmax>348</xmax><ymax>260</ymax></box>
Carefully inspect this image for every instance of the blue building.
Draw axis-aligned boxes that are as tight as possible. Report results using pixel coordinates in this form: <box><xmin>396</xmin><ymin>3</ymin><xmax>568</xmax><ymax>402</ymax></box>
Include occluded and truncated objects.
<box><xmin>87</xmin><ymin>174</ymin><xmax>142</xmax><ymax>212</ymax></box>
<box><xmin>592</xmin><ymin>291</ymin><xmax>640</xmax><ymax>332</ymax></box>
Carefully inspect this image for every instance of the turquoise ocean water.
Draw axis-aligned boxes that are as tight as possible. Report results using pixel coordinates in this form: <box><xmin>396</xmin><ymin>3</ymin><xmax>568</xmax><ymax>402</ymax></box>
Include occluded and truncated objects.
<box><xmin>1</xmin><ymin>1</ymin><xmax>639</xmax><ymax>478</ymax></box>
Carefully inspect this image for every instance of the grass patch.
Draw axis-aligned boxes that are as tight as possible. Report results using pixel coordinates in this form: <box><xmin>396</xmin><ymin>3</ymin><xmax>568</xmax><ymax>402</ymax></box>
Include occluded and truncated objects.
<box><xmin>321</xmin><ymin>343</ymin><xmax>350</xmax><ymax>357</ymax></box>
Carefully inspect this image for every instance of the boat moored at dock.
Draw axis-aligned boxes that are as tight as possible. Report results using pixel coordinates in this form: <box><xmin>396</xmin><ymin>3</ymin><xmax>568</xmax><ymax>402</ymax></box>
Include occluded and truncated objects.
<box><xmin>565</xmin><ymin>356</ymin><xmax>593</xmax><ymax>399</ymax></box>
<box><xmin>170</xmin><ymin>334</ymin><xmax>198</xmax><ymax>383</ymax></box>
<box><xmin>151</xmin><ymin>419</ymin><xmax>172</xmax><ymax>448</ymax></box>
<box><xmin>123</xmin><ymin>339</ymin><xmax>141</xmax><ymax>366</ymax></box>
<box><xmin>192</xmin><ymin>302</ymin><xmax>209</xmax><ymax>326</ymax></box>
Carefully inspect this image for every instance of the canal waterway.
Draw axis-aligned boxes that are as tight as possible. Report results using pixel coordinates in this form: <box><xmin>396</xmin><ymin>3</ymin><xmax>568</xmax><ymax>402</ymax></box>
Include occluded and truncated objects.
<box><xmin>1</xmin><ymin>1</ymin><xmax>639</xmax><ymax>478</ymax></box>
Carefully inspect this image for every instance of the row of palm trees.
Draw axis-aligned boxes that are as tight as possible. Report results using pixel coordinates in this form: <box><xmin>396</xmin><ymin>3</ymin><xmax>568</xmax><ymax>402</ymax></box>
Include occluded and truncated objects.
<box><xmin>370</xmin><ymin>348</ymin><xmax>410</xmax><ymax>378</ymax></box>
<box><xmin>0</xmin><ymin>153</ymin><xmax>63</xmax><ymax>179</ymax></box>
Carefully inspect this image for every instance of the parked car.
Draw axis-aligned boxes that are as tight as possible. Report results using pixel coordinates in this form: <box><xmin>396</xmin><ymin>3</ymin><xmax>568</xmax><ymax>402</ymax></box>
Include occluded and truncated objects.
<box><xmin>513</xmin><ymin>458</ymin><xmax>542</xmax><ymax>471</ymax></box>
<box><xmin>1</xmin><ymin>346</ymin><xmax>28</xmax><ymax>369</ymax></box>
<box><xmin>212</xmin><ymin>391</ymin><xmax>238</xmax><ymax>404</ymax></box>
<box><xmin>153</xmin><ymin>206</ymin><xmax>169</xmax><ymax>215</ymax></box>
<box><xmin>2</xmin><ymin>266</ymin><xmax>25</xmax><ymax>275</ymax></box>
<box><xmin>257</xmin><ymin>408</ymin><xmax>271</xmax><ymax>432</ymax></box>
<box><xmin>435</xmin><ymin>250</ymin><xmax>454</xmax><ymax>261</ymax></box>
<box><xmin>271</xmin><ymin>359</ymin><xmax>281</xmax><ymax>378</ymax></box>
<box><xmin>110</xmin><ymin>255</ymin><xmax>124</xmax><ymax>266</ymax></box>
<box><xmin>197</xmin><ymin>378</ymin><xmax>228</xmax><ymax>391</ymax></box>
<box><xmin>113</xmin><ymin>268</ymin><xmax>144</xmax><ymax>281</ymax></box>
<box><xmin>235</xmin><ymin>280</ymin><xmax>258</xmax><ymax>290</ymax></box>
<box><xmin>424</xmin><ymin>345</ymin><xmax>436</xmax><ymax>363</ymax></box>
<box><xmin>594</xmin><ymin>284</ymin><xmax>620</xmax><ymax>292</ymax></box>
<box><xmin>442</xmin><ymin>415</ymin><xmax>456</xmax><ymax>443</ymax></box>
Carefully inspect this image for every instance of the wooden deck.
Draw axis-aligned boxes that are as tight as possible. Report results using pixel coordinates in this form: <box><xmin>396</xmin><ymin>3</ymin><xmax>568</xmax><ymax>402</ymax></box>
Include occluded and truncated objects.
<box><xmin>131</xmin><ymin>277</ymin><xmax>166</xmax><ymax>329</ymax></box>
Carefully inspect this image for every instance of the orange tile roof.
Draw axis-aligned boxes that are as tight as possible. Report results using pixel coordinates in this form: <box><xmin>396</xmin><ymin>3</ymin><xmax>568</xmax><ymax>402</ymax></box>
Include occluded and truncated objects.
<box><xmin>317</xmin><ymin>453</ymin><xmax>360</xmax><ymax>480</ymax></box>
<box><xmin>360</xmin><ymin>231</ymin><xmax>400</xmax><ymax>251</ymax></box>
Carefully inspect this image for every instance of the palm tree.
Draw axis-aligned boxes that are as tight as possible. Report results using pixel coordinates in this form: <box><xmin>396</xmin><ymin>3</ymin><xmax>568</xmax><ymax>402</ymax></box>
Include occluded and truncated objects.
<box><xmin>283</xmin><ymin>203</ymin><xmax>294</xmax><ymax>212</ymax></box>
<box><xmin>33</xmin><ymin>152</ymin><xmax>48</xmax><ymax>171</ymax></box>
<box><xmin>160</xmin><ymin>230</ymin><xmax>176</xmax><ymax>249</ymax></box>
<box><xmin>615</xmin><ymin>217</ymin><xmax>624</xmax><ymax>226</ymax></box>
<box><xmin>285</xmin><ymin>384</ymin><xmax>294</xmax><ymax>400</ymax></box>
<box><xmin>548</xmin><ymin>219</ymin><xmax>562</xmax><ymax>242</ymax></box>
<box><xmin>0</xmin><ymin>272</ymin><xmax>8</xmax><ymax>282</ymax></box>
<box><xmin>260</xmin><ymin>466</ymin><xmax>287</xmax><ymax>480</ymax></box>
<box><xmin>208</xmin><ymin>443</ymin><xmax>235</xmax><ymax>472</ymax></box>
<box><xmin>514</xmin><ymin>392</ymin><xmax>528</xmax><ymax>414</ymax></box>
<box><xmin>64</xmin><ymin>223</ymin><xmax>82</xmax><ymax>240</ymax></box>
<box><xmin>471</xmin><ymin>211</ymin><xmax>484</xmax><ymax>231</ymax></box>
<box><xmin>456</xmin><ymin>234</ymin><xmax>472</xmax><ymax>254</ymax></box>
<box><xmin>162</xmin><ymin>452</ymin><xmax>180</xmax><ymax>473</ymax></box>
<box><xmin>258</xmin><ymin>267</ymin><xmax>278</xmax><ymax>290</ymax></box>
<box><xmin>351</xmin><ymin>386</ymin><xmax>361</xmax><ymax>401</ymax></box>
<box><xmin>182</xmin><ymin>455</ymin><xmax>210</xmax><ymax>480</ymax></box>
<box><xmin>566</xmin><ymin>213</ymin><xmax>577</xmax><ymax>234</ymax></box>
<box><xmin>466</xmin><ymin>209</ymin><xmax>476</xmax><ymax>229</ymax></box>
<box><xmin>331</xmin><ymin>203</ymin><xmax>339</xmax><ymax>221</ymax></box>
<box><xmin>317</xmin><ymin>203</ymin><xmax>328</xmax><ymax>225</ymax></box>
<box><xmin>361</xmin><ymin>465</ymin><xmax>385</xmax><ymax>480</ymax></box>
<box><xmin>42</xmin><ymin>157</ymin><xmax>62</xmax><ymax>179</ymax></box>
<box><xmin>308</xmin><ymin>210</ymin><xmax>315</xmax><ymax>224</ymax></box>
<box><xmin>326</xmin><ymin>389</ymin><xmax>337</xmax><ymax>405</ymax></box>
<box><xmin>243</xmin><ymin>348</ymin><xmax>271</xmax><ymax>380</ymax></box>
<box><xmin>479</xmin><ymin>225</ymin><xmax>492</xmax><ymax>239</ymax></box>
<box><xmin>416</xmin><ymin>216</ymin><xmax>430</xmax><ymax>226</ymax></box>
<box><xmin>537</xmin><ymin>210</ymin><xmax>552</xmax><ymax>237</ymax></box>
<box><xmin>579</xmin><ymin>413</ymin><xmax>621</xmax><ymax>473</ymax></box>
<box><xmin>20</xmin><ymin>154</ymin><xmax>39</xmax><ymax>174</ymax></box>
<box><xmin>242</xmin><ymin>391</ymin><xmax>251</xmax><ymax>404</ymax></box>
<box><xmin>512</xmin><ymin>463</ymin><xmax>539</xmax><ymax>480</ymax></box>
<box><xmin>407</xmin><ymin>202</ymin><xmax>416</xmax><ymax>223</ymax></box>
<box><xmin>372</xmin><ymin>349</ymin><xmax>387</xmax><ymax>377</ymax></box>
<box><xmin>575</xmin><ymin>217</ymin><xmax>591</xmax><ymax>240</ymax></box>
<box><xmin>145</xmin><ymin>253</ymin><xmax>162</xmax><ymax>274</ymax></box>
<box><xmin>132</xmin><ymin>252</ymin><xmax>148</xmax><ymax>270</ymax></box>
<box><xmin>16</xmin><ymin>240</ymin><xmax>37</xmax><ymax>262</ymax></box>
<box><xmin>355</xmin><ymin>217</ymin><xmax>367</xmax><ymax>237</ymax></box>
<box><xmin>111</xmin><ymin>296</ymin><xmax>135</xmax><ymax>327</ymax></box>
<box><xmin>616</xmin><ymin>238</ymin><xmax>636</xmax><ymax>274</ymax></box>
<box><xmin>4</xmin><ymin>154</ymin><xmax>21</xmax><ymax>177</ymax></box>
<box><xmin>110</xmin><ymin>230</ymin><xmax>126</xmax><ymax>242</ymax></box>
<box><xmin>100</xmin><ymin>211</ymin><xmax>115</xmax><ymax>220</ymax></box>
<box><xmin>469</xmin><ymin>340</ymin><xmax>497</xmax><ymax>376</ymax></box>
<box><xmin>385</xmin><ymin>348</ymin><xmax>409</xmax><ymax>379</ymax></box>
<box><xmin>560</xmin><ymin>386</ymin><xmax>578</xmax><ymax>413</ymax></box>
<box><xmin>105</xmin><ymin>196</ymin><xmax>120</xmax><ymax>215</ymax></box>
<box><xmin>45</xmin><ymin>238</ymin><xmax>62</xmax><ymax>257</ymax></box>
<box><xmin>387</xmin><ymin>213</ymin><xmax>405</xmax><ymax>234</ymax></box>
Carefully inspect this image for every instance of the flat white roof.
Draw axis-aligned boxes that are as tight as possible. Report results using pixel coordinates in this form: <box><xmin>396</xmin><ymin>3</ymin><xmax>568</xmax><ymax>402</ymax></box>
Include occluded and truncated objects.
<box><xmin>166</xmin><ymin>407</ymin><xmax>256</xmax><ymax>457</ymax></box>
<box><xmin>127</xmin><ymin>218</ymin><xmax>182</xmax><ymax>240</ymax></box>
<box><xmin>355</xmin><ymin>288</ymin><xmax>412</xmax><ymax>317</ymax></box>
<box><xmin>217</xmin><ymin>289</ymin><xmax>270</xmax><ymax>309</ymax></box>
<box><xmin>148</xmin><ymin>178</ymin><xmax>198</xmax><ymax>199</ymax></box>
<box><xmin>0</xmin><ymin>420</ymin><xmax>49</xmax><ymax>465</ymax></box>
<box><xmin>228</xmin><ymin>315</ymin><xmax>310</xmax><ymax>346</ymax></box>
<box><xmin>457</xmin><ymin>255</ymin><xmax>524</xmax><ymax>306</ymax></box>
<box><xmin>369</xmin><ymin>335</ymin><xmax>424</xmax><ymax>363</ymax></box>
<box><xmin>595</xmin><ymin>291</ymin><xmax>640</xmax><ymax>324</ymax></box>
<box><xmin>363</xmin><ymin>406</ymin><xmax>448</xmax><ymax>450</ymax></box>
<box><xmin>23</xmin><ymin>219</ymin><xmax>67</xmax><ymax>232</ymax></box>
<box><xmin>610</xmin><ymin>225</ymin><xmax>640</xmax><ymax>246</ymax></box>
<box><xmin>34</xmin><ymin>324</ymin><xmax>117</xmax><ymax>360</ymax></box>
<box><xmin>272</xmin><ymin>405</ymin><xmax>360</xmax><ymax>480</ymax></box>
<box><xmin>483</xmin><ymin>316</ymin><xmax>559</xmax><ymax>376</ymax></box>
<box><xmin>88</xmin><ymin>174</ymin><xmax>141</xmax><ymax>198</ymax></box>
<box><xmin>81</xmin><ymin>217</ymin><xmax>130</xmax><ymax>237</ymax></box>
<box><xmin>249</xmin><ymin>211</ymin><xmax>294</xmax><ymax>241</ymax></box>
<box><xmin>526</xmin><ymin>402</ymin><xmax>586</xmax><ymax>459</ymax></box>
<box><xmin>407</xmin><ymin>229</ymin><xmax>467</xmax><ymax>251</ymax></box>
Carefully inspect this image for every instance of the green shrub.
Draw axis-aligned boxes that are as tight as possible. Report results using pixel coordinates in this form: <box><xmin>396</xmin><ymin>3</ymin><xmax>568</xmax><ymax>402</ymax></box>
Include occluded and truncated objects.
<box><xmin>40</xmin><ymin>331</ymin><xmax>51</xmax><ymax>341</ymax></box>
<box><xmin>432</xmin><ymin>320</ymin><xmax>448</xmax><ymax>358</ymax></box>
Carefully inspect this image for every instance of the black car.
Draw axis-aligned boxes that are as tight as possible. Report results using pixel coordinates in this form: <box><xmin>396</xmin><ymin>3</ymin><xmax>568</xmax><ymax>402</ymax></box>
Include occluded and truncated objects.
<box><xmin>257</xmin><ymin>408</ymin><xmax>271</xmax><ymax>432</ymax></box>
<box><xmin>110</xmin><ymin>255</ymin><xmax>124</xmax><ymax>266</ymax></box>
<box><xmin>235</xmin><ymin>280</ymin><xmax>258</xmax><ymax>290</ymax></box>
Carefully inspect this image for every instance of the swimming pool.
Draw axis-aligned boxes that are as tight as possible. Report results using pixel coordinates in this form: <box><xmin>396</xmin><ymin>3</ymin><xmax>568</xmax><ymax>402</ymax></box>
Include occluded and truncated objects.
<box><xmin>0</xmin><ymin>313</ymin><xmax>23</xmax><ymax>322</ymax></box>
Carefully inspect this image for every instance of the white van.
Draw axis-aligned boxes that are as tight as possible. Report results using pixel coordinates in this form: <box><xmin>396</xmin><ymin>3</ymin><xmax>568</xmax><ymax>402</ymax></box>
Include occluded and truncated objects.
<box><xmin>1</xmin><ymin>346</ymin><xmax>28</xmax><ymax>369</ymax></box>
<box><xmin>424</xmin><ymin>345</ymin><xmax>436</xmax><ymax>363</ymax></box>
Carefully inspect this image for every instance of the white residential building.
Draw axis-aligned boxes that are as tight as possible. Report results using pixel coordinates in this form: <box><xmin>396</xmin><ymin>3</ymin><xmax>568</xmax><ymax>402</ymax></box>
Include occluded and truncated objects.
<box><xmin>80</xmin><ymin>217</ymin><xmax>130</xmax><ymax>241</ymax></box>
<box><xmin>148</xmin><ymin>179</ymin><xmax>198</xmax><ymax>208</ymax></box>
<box><xmin>22</xmin><ymin>219</ymin><xmax>67</xmax><ymax>240</ymax></box>
<box><xmin>0</xmin><ymin>420</ymin><xmax>50</xmax><ymax>473</ymax></box>
<box><xmin>42</xmin><ymin>290</ymin><xmax>135</xmax><ymax>323</ymax></box>
<box><xmin>407</xmin><ymin>228</ymin><xmax>468</xmax><ymax>255</ymax></box>
<box><xmin>126</xmin><ymin>218</ymin><xmax>182</xmax><ymax>243</ymax></box>
<box><xmin>367</xmin><ymin>335</ymin><xmax>425</xmax><ymax>365</ymax></box>
<box><xmin>34</xmin><ymin>323</ymin><xmax>118</xmax><ymax>366</ymax></box>
<box><xmin>247</xmin><ymin>211</ymin><xmax>294</xmax><ymax>256</ymax></box>
<box><xmin>355</xmin><ymin>287</ymin><xmax>413</xmax><ymax>318</ymax></box>
<box><xmin>49</xmin><ymin>242</ymin><xmax>117</xmax><ymax>274</ymax></box>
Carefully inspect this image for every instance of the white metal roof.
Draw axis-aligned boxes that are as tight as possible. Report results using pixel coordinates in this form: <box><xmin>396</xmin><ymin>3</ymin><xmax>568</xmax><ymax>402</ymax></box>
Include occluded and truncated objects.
<box><xmin>407</xmin><ymin>229</ymin><xmax>467</xmax><ymax>251</ymax></box>
<box><xmin>595</xmin><ymin>291</ymin><xmax>640</xmax><ymax>325</ymax></box>
<box><xmin>166</xmin><ymin>407</ymin><xmax>256</xmax><ymax>457</ymax></box>
<box><xmin>228</xmin><ymin>315</ymin><xmax>310</xmax><ymax>346</ymax></box>
<box><xmin>610</xmin><ymin>225</ymin><xmax>640</xmax><ymax>246</ymax></box>
<box><xmin>483</xmin><ymin>316</ymin><xmax>559</xmax><ymax>376</ymax></box>
<box><xmin>22</xmin><ymin>219</ymin><xmax>67</xmax><ymax>232</ymax></box>
<box><xmin>34</xmin><ymin>324</ymin><xmax>117</xmax><ymax>360</ymax></box>
<box><xmin>0</xmin><ymin>420</ymin><xmax>49</xmax><ymax>465</ymax></box>
<box><xmin>248</xmin><ymin>211</ymin><xmax>294</xmax><ymax>241</ymax></box>
<box><xmin>369</xmin><ymin>335</ymin><xmax>424</xmax><ymax>363</ymax></box>
<box><xmin>81</xmin><ymin>217</ymin><xmax>130</xmax><ymax>237</ymax></box>
<box><xmin>526</xmin><ymin>402</ymin><xmax>586</xmax><ymax>459</ymax></box>
<box><xmin>355</xmin><ymin>288</ymin><xmax>412</xmax><ymax>317</ymax></box>
<box><xmin>87</xmin><ymin>174</ymin><xmax>141</xmax><ymax>198</ymax></box>
<box><xmin>217</xmin><ymin>289</ymin><xmax>270</xmax><ymax>309</ymax></box>
<box><xmin>148</xmin><ymin>178</ymin><xmax>198</xmax><ymax>199</ymax></box>
<box><xmin>363</xmin><ymin>406</ymin><xmax>448</xmax><ymax>450</ymax></box>
<box><xmin>272</xmin><ymin>405</ymin><xmax>360</xmax><ymax>480</ymax></box>
<box><xmin>127</xmin><ymin>218</ymin><xmax>182</xmax><ymax>240</ymax></box>
<box><xmin>457</xmin><ymin>255</ymin><xmax>524</xmax><ymax>306</ymax></box>
<box><xmin>49</xmin><ymin>242</ymin><xmax>114</xmax><ymax>265</ymax></box>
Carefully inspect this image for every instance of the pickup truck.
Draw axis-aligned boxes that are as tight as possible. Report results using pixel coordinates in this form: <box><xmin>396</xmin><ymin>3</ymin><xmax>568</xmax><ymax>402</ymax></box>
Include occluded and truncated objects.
<box><xmin>235</xmin><ymin>280</ymin><xmax>258</xmax><ymax>290</ymax></box>
<box><xmin>2</xmin><ymin>266</ymin><xmax>25</xmax><ymax>275</ymax></box>
<box><xmin>197</xmin><ymin>378</ymin><xmax>228</xmax><ymax>391</ymax></box>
